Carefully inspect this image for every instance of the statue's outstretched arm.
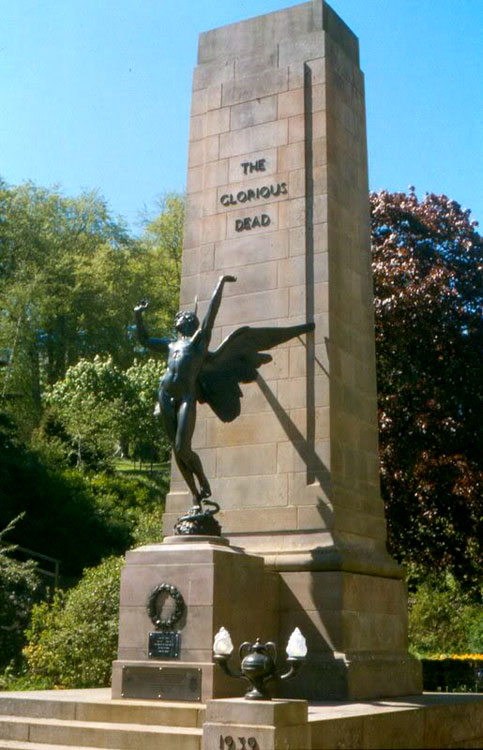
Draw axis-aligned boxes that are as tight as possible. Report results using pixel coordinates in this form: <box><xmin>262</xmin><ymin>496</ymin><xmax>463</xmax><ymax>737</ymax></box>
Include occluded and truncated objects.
<box><xmin>200</xmin><ymin>275</ymin><xmax>237</xmax><ymax>342</ymax></box>
<box><xmin>134</xmin><ymin>301</ymin><xmax>170</xmax><ymax>355</ymax></box>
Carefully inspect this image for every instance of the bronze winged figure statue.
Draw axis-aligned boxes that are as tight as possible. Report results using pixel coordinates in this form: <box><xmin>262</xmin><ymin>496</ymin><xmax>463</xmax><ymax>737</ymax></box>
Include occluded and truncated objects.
<box><xmin>135</xmin><ymin>275</ymin><xmax>314</xmax><ymax>531</ymax></box>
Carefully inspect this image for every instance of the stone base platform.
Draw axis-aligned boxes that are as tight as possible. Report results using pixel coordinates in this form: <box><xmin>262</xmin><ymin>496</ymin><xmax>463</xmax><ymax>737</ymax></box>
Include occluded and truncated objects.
<box><xmin>0</xmin><ymin>688</ymin><xmax>481</xmax><ymax>749</ymax></box>
<box><xmin>308</xmin><ymin>693</ymin><xmax>483</xmax><ymax>749</ymax></box>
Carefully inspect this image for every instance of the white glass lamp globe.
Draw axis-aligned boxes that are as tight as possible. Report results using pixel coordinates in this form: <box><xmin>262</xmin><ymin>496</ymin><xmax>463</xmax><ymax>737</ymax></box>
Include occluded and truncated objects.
<box><xmin>213</xmin><ymin>627</ymin><xmax>234</xmax><ymax>657</ymax></box>
<box><xmin>286</xmin><ymin>627</ymin><xmax>307</xmax><ymax>658</ymax></box>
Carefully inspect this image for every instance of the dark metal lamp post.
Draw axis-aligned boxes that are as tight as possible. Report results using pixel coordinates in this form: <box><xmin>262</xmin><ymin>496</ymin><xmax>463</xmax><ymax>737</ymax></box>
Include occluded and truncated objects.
<box><xmin>213</xmin><ymin>627</ymin><xmax>307</xmax><ymax>700</ymax></box>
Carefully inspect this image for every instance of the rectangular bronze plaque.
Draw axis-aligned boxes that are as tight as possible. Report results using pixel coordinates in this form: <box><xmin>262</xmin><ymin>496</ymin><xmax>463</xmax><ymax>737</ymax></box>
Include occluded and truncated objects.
<box><xmin>149</xmin><ymin>631</ymin><xmax>180</xmax><ymax>659</ymax></box>
<box><xmin>121</xmin><ymin>665</ymin><xmax>202</xmax><ymax>701</ymax></box>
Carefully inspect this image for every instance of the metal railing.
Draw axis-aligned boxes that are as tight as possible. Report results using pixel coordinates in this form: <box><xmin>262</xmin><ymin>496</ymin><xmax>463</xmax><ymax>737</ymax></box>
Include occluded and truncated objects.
<box><xmin>16</xmin><ymin>546</ymin><xmax>60</xmax><ymax>589</ymax></box>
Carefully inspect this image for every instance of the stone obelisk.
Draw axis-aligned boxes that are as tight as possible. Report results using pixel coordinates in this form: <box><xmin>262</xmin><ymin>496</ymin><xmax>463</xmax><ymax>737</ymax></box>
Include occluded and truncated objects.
<box><xmin>115</xmin><ymin>0</ymin><xmax>421</xmax><ymax>701</ymax></box>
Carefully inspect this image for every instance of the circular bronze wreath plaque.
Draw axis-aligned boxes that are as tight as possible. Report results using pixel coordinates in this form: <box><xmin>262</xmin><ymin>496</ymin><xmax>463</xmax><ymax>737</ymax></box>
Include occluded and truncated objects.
<box><xmin>147</xmin><ymin>583</ymin><xmax>185</xmax><ymax>630</ymax></box>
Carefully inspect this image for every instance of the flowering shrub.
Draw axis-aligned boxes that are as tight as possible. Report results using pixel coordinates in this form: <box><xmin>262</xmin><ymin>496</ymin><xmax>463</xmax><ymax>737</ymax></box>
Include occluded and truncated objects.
<box><xmin>24</xmin><ymin>556</ymin><xmax>122</xmax><ymax>688</ymax></box>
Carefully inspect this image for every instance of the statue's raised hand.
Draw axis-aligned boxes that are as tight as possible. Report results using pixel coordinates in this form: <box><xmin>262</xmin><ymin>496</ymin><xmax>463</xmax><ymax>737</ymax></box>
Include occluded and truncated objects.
<box><xmin>134</xmin><ymin>299</ymin><xmax>149</xmax><ymax>314</ymax></box>
<box><xmin>221</xmin><ymin>275</ymin><xmax>237</xmax><ymax>283</ymax></box>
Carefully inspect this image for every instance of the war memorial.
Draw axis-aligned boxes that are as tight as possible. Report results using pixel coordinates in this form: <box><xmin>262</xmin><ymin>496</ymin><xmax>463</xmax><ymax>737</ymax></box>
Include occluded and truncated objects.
<box><xmin>0</xmin><ymin>1</ymin><xmax>481</xmax><ymax>748</ymax></box>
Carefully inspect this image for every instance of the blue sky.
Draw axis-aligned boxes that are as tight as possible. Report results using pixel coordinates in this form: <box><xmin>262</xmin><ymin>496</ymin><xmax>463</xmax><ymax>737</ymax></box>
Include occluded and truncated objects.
<box><xmin>1</xmin><ymin>0</ymin><xmax>482</xmax><ymax>231</ymax></box>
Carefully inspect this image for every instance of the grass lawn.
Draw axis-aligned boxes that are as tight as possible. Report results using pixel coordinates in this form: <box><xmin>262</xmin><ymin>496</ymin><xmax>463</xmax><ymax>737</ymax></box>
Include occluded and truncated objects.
<box><xmin>114</xmin><ymin>457</ymin><xmax>170</xmax><ymax>476</ymax></box>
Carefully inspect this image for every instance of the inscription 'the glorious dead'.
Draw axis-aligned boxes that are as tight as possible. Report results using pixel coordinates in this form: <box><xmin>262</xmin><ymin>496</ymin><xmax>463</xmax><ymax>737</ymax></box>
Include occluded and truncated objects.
<box><xmin>220</xmin><ymin>159</ymin><xmax>287</xmax><ymax>233</ymax></box>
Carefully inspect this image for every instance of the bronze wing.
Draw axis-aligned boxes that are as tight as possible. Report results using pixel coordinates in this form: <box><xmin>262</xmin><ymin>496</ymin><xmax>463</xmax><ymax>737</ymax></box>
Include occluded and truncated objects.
<box><xmin>197</xmin><ymin>323</ymin><xmax>314</xmax><ymax>422</ymax></box>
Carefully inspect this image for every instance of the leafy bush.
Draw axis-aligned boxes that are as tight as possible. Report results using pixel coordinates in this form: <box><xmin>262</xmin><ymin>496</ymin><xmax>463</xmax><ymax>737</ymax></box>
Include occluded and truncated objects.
<box><xmin>0</xmin><ymin>516</ymin><xmax>41</xmax><ymax>670</ymax></box>
<box><xmin>19</xmin><ymin>499</ymin><xmax>164</xmax><ymax>690</ymax></box>
<box><xmin>408</xmin><ymin>569</ymin><xmax>482</xmax><ymax>657</ymax></box>
<box><xmin>24</xmin><ymin>556</ymin><xmax>122</xmax><ymax>688</ymax></box>
<box><xmin>88</xmin><ymin>471</ymin><xmax>166</xmax><ymax>547</ymax></box>
<box><xmin>421</xmin><ymin>656</ymin><xmax>483</xmax><ymax>693</ymax></box>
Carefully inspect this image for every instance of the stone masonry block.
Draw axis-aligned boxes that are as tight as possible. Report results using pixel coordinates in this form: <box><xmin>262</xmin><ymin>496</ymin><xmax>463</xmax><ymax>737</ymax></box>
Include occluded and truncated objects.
<box><xmin>187</xmin><ymin>165</ymin><xmax>203</xmax><ymax>194</ymax></box>
<box><xmin>230</xmin><ymin>95</ymin><xmax>278</xmax><ymax>130</ymax></box>
<box><xmin>312</xmin><ymin>83</ymin><xmax>326</xmax><ymax>111</ymax></box>
<box><xmin>278</xmin><ymin>251</ymin><xmax>328</xmax><ymax>288</ymax></box>
<box><xmin>214</xmin><ymin>229</ymin><xmax>288</xmax><ymax>269</ymax></box>
<box><xmin>279</xmin><ymin>30</ymin><xmax>325</xmax><ymax>66</ymax></box>
<box><xmin>234</xmin><ymin>48</ymin><xmax>279</xmax><ymax>78</ymax></box>
<box><xmin>278</xmin><ymin>87</ymin><xmax>304</xmax><ymax>119</ymax></box>
<box><xmin>206</xmin><ymin>107</ymin><xmax>231</xmax><ymax>136</ymax></box>
<box><xmin>220</xmin><ymin>119</ymin><xmax>288</xmax><ymax>159</ymax></box>
<box><xmin>193</xmin><ymin>59</ymin><xmax>234</xmax><ymax>91</ymax></box>
<box><xmin>289</xmin><ymin>114</ymin><xmax>305</xmax><ymax>144</ymax></box>
<box><xmin>279</xmin><ymin>197</ymin><xmax>306</xmax><ymax>229</ymax></box>
<box><xmin>187</xmin><ymin>139</ymin><xmax>205</xmax><ymax>168</ymax></box>
<box><xmin>204</xmin><ymin>134</ymin><xmax>221</xmax><ymax>164</ymax></box>
<box><xmin>290</xmin><ymin>405</ymin><xmax>330</xmax><ymax>440</ymax></box>
<box><xmin>278</xmin><ymin>141</ymin><xmax>305</xmax><ymax>172</ymax></box>
<box><xmin>189</xmin><ymin>114</ymin><xmax>205</xmax><ymax>142</ymax></box>
<box><xmin>206</xmin><ymin>410</ymin><xmax>287</xmax><ymax>447</ymax></box>
<box><xmin>183</xmin><ymin>221</ymin><xmax>201</xmax><ymax>250</ymax></box>
<box><xmin>203</xmin><ymin>159</ymin><xmax>229</xmax><ymax>188</ymax></box>
<box><xmin>218</xmin><ymin>506</ymin><xmax>297</xmax><ymax>534</ymax></box>
<box><xmin>277</xmin><ymin>437</ymin><xmax>330</xmax><ymax>475</ymax></box>
<box><xmin>198</xmin><ymin>1</ymin><xmax>322</xmax><ymax>63</ymax></box>
<box><xmin>201</xmin><ymin>213</ymin><xmax>227</xmax><ymax>244</ymax></box>
<box><xmin>277</xmin><ymin>374</ymin><xmax>329</xmax><ymax>410</ymax></box>
<box><xmin>211</xmin><ymin>287</ymin><xmax>289</xmax><ymax>326</ymax></box>
<box><xmin>190</xmin><ymin>88</ymin><xmax>208</xmax><ymax>116</ymax></box>
<box><xmin>297</xmin><ymin>504</ymin><xmax>332</xmax><ymax>530</ymax></box>
<box><xmin>197</xmin><ymin>261</ymin><xmax>278</xmax><ymax>300</ymax></box>
<box><xmin>222</xmin><ymin>68</ymin><xmax>288</xmax><ymax>107</ymax></box>
<box><xmin>207</xmin><ymin>84</ymin><xmax>223</xmax><ymax>110</ymax></box>
<box><xmin>288</xmin><ymin>167</ymin><xmax>306</xmax><ymax>198</ymax></box>
<box><xmin>185</xmin><ymin>188</ymin><xmax>217</xmax><ymax>222</ymax></box>
<box><xmin>216</xmin><ymin>443</ymin><xmax>277</xmax><ymax>477</ymax></box>
<box><xmin>289</xmin><ymin>56</ymin><xmax>326</xmax><ymax>89</ymax></box>
<box><xmin>211</xmin><ymin>474</ymin><xmax>288</xmax><ymax>509</ymax></box>
<box><xmin>232</xmin><ymin>380</ymin><xmax>280</xmax><ymax>413</ymax></box>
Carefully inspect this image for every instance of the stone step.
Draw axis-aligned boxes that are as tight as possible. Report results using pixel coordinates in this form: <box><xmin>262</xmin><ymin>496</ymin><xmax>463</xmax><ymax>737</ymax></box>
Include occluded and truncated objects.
<box><xmin>0</xmin><ymin>715</ymin><xmax>202</xmax><ymax>750</ymax></box>
<box><xmin>0</xmin><ymin>742</ymin><xmax>108</xmax><ymax>750</ymax></box>
<box><xmin>0</xmin><ymin>690</ymin><xmax>205</xmax><ymax>727</ymax></box>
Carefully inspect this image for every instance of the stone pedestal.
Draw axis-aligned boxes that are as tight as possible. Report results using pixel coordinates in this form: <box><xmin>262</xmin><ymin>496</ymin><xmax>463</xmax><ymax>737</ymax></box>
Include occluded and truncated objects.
<box><xmin>112</xmin><ymin>537</ymin><xmax>278</xmax><ymax>702</ymax></box>
<box><xmin>202</xmin><ymin>699</ymin><xmax>310</xmax><ymax>750</ymax></box>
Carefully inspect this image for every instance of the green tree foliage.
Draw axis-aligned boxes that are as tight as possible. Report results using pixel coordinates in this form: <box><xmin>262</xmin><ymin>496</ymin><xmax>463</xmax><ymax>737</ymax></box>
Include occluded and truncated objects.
<box><xmin>124</xmin><ymin>358</ymin><xmax>170</xmax><ymax>462</ymax></box>
<box><xmin>135</xmin><ymin>193</ymin><xmax>183</xmax><ymax>336</ymax></box>
<box><xmin>44</xmin><ymin>355</ymin><xmax>168</xmax><ymax>468</ymax></box>
<box><xmin>371</xmin><ymin>189</ymin><xmax>482</xmax><ymax>589</ymax></box>
<box><xmin>0</xmin><ymin>180</ymin><xmax>136</xmax><ymax>434</ymax></box>
<box><xmin>45</xmin><ymin>356</ymin><xmax>136</xmax><ymax>470</ymax></box>
<box><xmin>408</xmin><ymin>570</ymin><xmax>483</xmax><ymax>656</ymax></box>
<box><xmin>24</xmin><ymin>557</ymin><xmax>122</xmax><ymax>688</ymax></box>
<box><xmin>0</xmin><ymin>516</ymin><xmax>41</xmax><ymax>670</ymax></box>
<box><xmin>0</xmin><ymin>181</ymin><xmax>183</xmax><ymax>438</ymax></box>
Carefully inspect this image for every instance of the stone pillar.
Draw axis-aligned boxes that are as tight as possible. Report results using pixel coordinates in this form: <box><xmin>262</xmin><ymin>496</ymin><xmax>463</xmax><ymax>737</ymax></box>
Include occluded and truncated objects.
<box><xmin>164</xmin><ymin>0</ymin><xmax>392</xmax><ymax>573</ymax></box>
<box><xmin>161</xmin><ymin>0</ymin><xmax>422</xmax><ymax>699</ymax></box>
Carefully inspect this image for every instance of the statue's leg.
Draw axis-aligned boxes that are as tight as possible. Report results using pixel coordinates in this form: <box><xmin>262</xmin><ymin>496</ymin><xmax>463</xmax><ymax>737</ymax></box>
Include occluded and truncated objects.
<box><xmin>160</xmin><ymin>391</ymin><xmax>200</xmax><ymax>501</ymax></box>
<box><xmin>176</xmin><ymin>398</ymin><xmax>212</xmax><ymax>499</ymax></box>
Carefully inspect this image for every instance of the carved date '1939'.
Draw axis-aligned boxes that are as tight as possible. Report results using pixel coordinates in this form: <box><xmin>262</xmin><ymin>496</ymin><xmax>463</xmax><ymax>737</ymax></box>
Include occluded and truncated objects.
<box><xmin>219</xmin><ymin>735</ymin><xmax>259</xmax><ymax>750</ymax></box>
